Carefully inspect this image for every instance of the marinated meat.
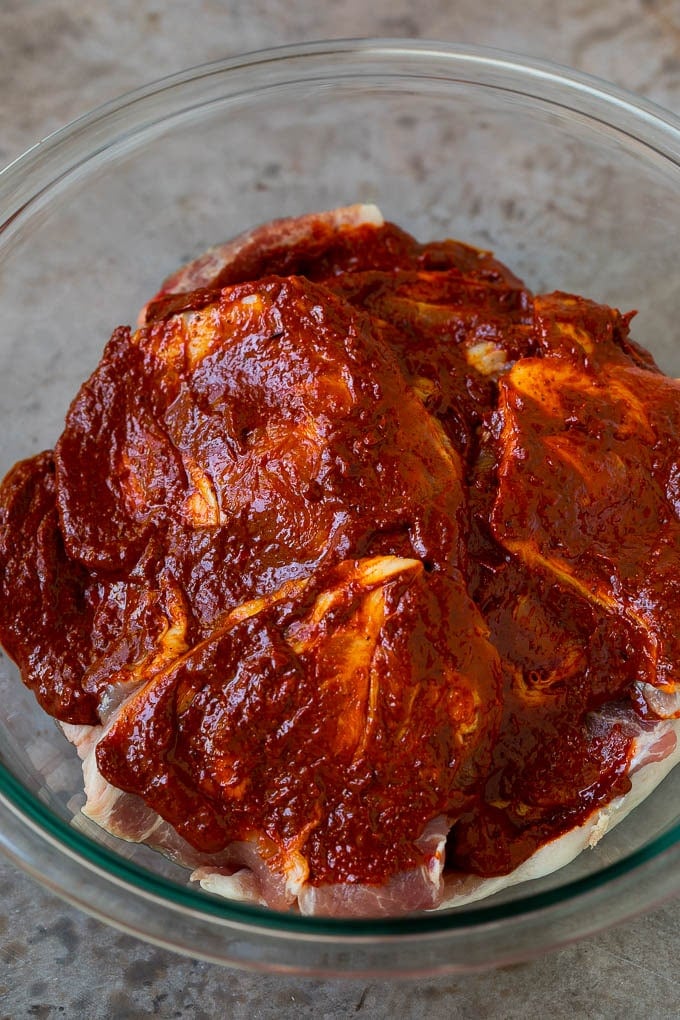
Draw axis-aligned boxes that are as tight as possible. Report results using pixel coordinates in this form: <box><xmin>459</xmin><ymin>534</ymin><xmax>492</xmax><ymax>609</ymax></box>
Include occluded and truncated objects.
<box><xmin>1</xmin><ymin>205</ymin><xmax>678</xmax><ymax>916</ymax></box>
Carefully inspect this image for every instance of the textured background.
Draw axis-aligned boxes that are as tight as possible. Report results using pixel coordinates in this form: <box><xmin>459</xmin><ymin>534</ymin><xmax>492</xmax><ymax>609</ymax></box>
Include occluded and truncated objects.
<box><xmin>2</xmin><ymin>1</ymin><xmax>680</xmax><ymax>1017</ymax></box>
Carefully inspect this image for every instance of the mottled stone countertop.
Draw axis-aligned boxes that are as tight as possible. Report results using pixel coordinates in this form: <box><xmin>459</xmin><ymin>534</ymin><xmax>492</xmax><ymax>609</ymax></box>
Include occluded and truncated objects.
<box><xmin>2</xmin><ymin>2</ymin><xmax>680</xmax><ymax>1017</ymax></box>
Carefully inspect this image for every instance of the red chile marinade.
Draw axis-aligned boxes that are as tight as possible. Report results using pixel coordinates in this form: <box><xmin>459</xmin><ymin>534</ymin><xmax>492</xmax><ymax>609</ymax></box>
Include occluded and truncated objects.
<box><xmin>0</xmin><ymin>210</ymin><xmax>677</xmax><ymax>894</ymax></box>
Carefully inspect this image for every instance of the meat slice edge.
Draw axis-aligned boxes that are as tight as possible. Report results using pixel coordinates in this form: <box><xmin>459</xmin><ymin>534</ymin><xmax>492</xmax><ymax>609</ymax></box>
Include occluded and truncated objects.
<box><xmin>59</xmin><ymin>714</ymin><xmax>680</xmax><ymax>915</ymax></box>
<box><xmin>139</xmin><ymin>204</ymin><xmax>385</xmax><ymax>323</ymax></box>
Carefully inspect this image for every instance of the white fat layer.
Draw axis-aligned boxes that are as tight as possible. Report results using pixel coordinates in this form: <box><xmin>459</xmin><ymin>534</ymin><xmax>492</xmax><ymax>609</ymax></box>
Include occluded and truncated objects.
<box><xmin>341</xmin><ymin>203</ymin><xmax>384</xmax><ymax>227</ymax></box>
<box><xmin>192</xmin><ymin>868</ymin><xmax>267</xmax><ymax>906</ymax></box>
<box><xmin>638</xmin><ymin>681</ymin><xmax>680</xmax><ymax>719</ymax></box>
<box><xmin>60</xmin><ymin>719</ymin><xmax>165</xmax><ymax>842</ymax></box>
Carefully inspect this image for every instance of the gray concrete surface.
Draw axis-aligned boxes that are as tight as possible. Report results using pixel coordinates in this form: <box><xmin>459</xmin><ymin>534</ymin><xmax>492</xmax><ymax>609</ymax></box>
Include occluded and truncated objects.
<box><xmin>2</xmin><ymin>1</ymin><xmax>680</xmax><ymax>1016</ymax></box>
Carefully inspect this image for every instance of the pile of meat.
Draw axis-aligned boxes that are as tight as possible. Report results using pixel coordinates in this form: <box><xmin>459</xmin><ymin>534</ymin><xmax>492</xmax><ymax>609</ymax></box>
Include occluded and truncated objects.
<box><xmin>1</xmin><ymin>205</ymin><xmax>679</xmax><ymax>917</ymax></box>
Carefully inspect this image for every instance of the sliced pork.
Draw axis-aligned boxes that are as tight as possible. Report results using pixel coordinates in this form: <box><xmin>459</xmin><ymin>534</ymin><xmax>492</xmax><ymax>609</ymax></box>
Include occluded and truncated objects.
<box><xmin>0</xmin><ymin>206</ymin><xmax>678</xmax><ymax>917</ymax></box>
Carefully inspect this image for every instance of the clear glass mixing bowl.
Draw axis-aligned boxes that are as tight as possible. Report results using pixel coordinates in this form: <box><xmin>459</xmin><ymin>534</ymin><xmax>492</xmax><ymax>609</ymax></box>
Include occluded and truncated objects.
<box><xmin>1</xmin><ymin>40</ymin><xmax>679</xmax><ymax>976</ymax></box>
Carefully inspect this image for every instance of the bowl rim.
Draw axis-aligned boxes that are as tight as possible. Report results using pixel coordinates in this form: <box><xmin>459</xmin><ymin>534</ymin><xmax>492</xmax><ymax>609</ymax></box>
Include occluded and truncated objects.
<box><xmin>3</xmin><ymin>38</ymin><xmax>680</xmax><ymax>219</ymax></box>
<box><xmin>1</xmin><ymin>37</ymin><xmax>679</xmax><ymax>971</ymax></box>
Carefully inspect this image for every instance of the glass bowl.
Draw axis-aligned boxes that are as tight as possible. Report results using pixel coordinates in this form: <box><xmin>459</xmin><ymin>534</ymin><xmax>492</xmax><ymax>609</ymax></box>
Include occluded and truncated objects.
<box><xmin>1</xmin><ymin>40</ymin><xmax>679</xmax><ymax>977</ymax></box>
